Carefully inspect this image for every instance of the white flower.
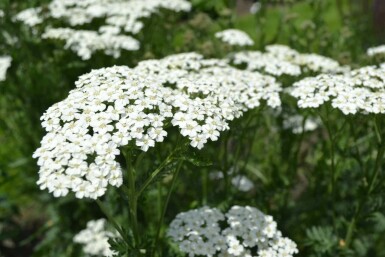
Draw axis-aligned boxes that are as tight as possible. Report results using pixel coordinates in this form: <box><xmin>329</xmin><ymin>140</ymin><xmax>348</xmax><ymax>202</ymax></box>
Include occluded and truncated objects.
<box><xmin>42</xmin><ymin>28</ymin><xmax>139</xmax><ymax>60</ymax></box>
<box><xmin>14</xmin><ymin>7</ymin><xmax>43</xmax><ymax>26</ymax></box>
<box><xmin>74</xmin><ymin>219</ymin><xmax>118</xmax><ymax>257</ymax></box>
<box><xmin>47</xmin><ymin>0</ymin><xmax>191</xmax><ymax>29</ymax></box>
<box><xmin>232</xmin><ymin>44</ymin><xmax>343</xmax><ymax>77</ymax></box>
<box><xmin>168</xmin><ymin>206</ymin><xmax>299</xmax><ymax>257</ymax></box>
<box><xmin>16</xmin><ymin>0</ymin><xmax>192</xmax><ymax>58</ymax></box>
<box><xmin>34</xmin><ymin>53</ymin><xmax>281</xmax><ymax>199</ymax></box>
<box><xmin>290</xmin><ymin>65</ymin><xmax>385</xmax><ymax>114</ymax></box>
<box><xmin>215</xmin><ymin>29</ymin><xmax>254</xmax><ymax>46</ymax></box>
<box><xmin>367</xmin><ymin>45</ymin><xmax>385</xmax><ymax>56</ymax></box>
<box><xmin>227</xmin><ymin>237</ymin><xmax>245</xmax><ymax>256</ymax></box>
<box><xmin>0</xmin><ymin>56</ymin><xmax>12</xmax><ymax>82</ymax></box>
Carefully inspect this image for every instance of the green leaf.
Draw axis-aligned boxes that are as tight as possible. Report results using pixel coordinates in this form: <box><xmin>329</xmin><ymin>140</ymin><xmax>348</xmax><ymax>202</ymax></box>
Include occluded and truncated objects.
<box><xmin>369</xmin><ymin>212</ymin><xmax>385</xmax><ymax>232</ymax></box>
<box><xmin>304</xmin><ymin>226</ymin><xmax>338</xmax><ymax>255</ymax></box>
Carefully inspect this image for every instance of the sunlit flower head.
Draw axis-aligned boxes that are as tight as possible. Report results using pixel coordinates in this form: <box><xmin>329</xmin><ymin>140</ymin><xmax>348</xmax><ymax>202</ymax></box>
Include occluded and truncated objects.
<box><xmin>367</xmin><ymin>45</ymin><xmax>385</xmax><ymax>57</ymax></box>
<box><xmin>215</xmin><ymin>29</ymin><xmax>254</xmax><ymax>46</ymax></box>
<box><xmin>33</xmin><ymin>53</ymin><xmax>281</xmax><ymax>199</ymax></box>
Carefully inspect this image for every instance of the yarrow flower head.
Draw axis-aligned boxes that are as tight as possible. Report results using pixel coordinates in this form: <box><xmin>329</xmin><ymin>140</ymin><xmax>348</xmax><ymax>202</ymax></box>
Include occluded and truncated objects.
<box><xmin>74</xmin><ymin>219</ymin><xmax>118</xmax><ymax>257</ymax></box>
<box><xmin>14</xmin><ymin>7</ymin><xmax>43</xmax><ymax>26</ymax></box>
<box><xmin>134</xmin><ymin>53</ymin><xmax>282</xmax><ymax>110</ymax></box>
<box><xmin>290</xmin><ymin>65</ymin><xmax>385</xmax><ymax>114</ymax></box>
<box><xmin>215</xmin><ymin>29</ymin><xmax>254</xmax><ymax>46</ymax></box>
<box><xmin>367</xmin><ymin>45</ymin><xmax>385</xmax><ymax>57</ymax></box>
<box><xmin>168</xmin><ymin>206</ymin><xmax>299</xmax><ymax>257</ymax></box>
<box><xmin>33</xmin><ymin>53</ymin><xmax>281</xmax><ymax>199</ymax></box>
<box><xmin>42</xmin><ymin>28</ymin><xmax>140</xmax><ymax>60</ymax></box>
<box><xmin>232</xmin><ymin>44</ymin><xmax>342</xmax><ymax>77</ymax></box>
<box><xmin>15</xmin><ymin>0</ymin><xmax>191</xmax><ymax>59</ymax></box>
<box><xmin>47</xmin><ymin>0</ymin><xmax>192</xmax><ymax>29</ymax></box>
<box><xmin>0</xmin><ymin>56</ymin><xmax>12</xmax><ymax>82</ymax></box>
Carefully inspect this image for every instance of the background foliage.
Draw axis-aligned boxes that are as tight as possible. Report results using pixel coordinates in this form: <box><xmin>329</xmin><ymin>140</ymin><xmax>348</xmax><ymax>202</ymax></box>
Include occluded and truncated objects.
<box><xmin>0</xmin><ymin>0</ymin><xmax>384</xmax><ymax>256</ymax></box>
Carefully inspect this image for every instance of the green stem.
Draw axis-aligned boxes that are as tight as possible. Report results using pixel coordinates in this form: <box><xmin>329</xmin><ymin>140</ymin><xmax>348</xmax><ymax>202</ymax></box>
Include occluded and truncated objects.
<box><xmin>202</xmin><ymin>169</ymin><xmax>208</xmax><ymax>205</ymax></box>
<box><xmin>319</xmin><ymin>109</ymin><xmax>337</xmax><ymax>229</ymax></box>
<box><xmin>348</xmin><ymin>118</ymin><xmax>366</xmax><ymax>178</ymax></box>
<box><xmin>283</xmin><ymin>115</ymin><xmax>307</xmax><ymax>211</ymax></box>
<box><xmin>345</xmin><ymin>117</ymin><xmax>385</xmax><ymax>247</ymax></box>
<box><xmin>152</xmin><ymin>161</ymin><xmax>184</xmax><ymax>257</ymax></box>
<box><xmin>136</xmin><ymin>154</ymin><xmax>174</xmax><ymax>197</ymax></box>
<box><xmin>319</xmin><ymin>113</ymin><xmax>336</xmax><ymax>187</ymax></box>
<box><xmin>96</xmin><ymin>199</ymin><xmax>127</xmax><ymax>243</ymax></box>
<box><xmin>239</xmin><ymin>119</ymin><xmax>259</xmax><ymax>173</ymax></box>
<box><xmin>126</xmin><ymin>152</ymin><xmax>140</xmax><ymax>249</ymax></box>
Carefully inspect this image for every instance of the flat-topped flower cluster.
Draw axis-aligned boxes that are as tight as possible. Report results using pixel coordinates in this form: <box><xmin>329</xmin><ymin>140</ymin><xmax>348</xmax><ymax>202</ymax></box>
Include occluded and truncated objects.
<box><xmin>74</xmin><ymin>219</ymin><xmax>117</xmax><ymax>257</ymax></box>
<box><xmin>33</xmin><ymin>53</ymin><xmax>281</xmax><ymax>199</ymax></box>
<box><xmin>167</xmin><ymin>206</ymin><xmax>298</xmax><ymax>257</ymax></box>
<box><xmin>47</xmin><ymin>0</ymin><xmax>191</xmax><ymax>29</ymax></box>
<box><xmin>215</xmin><ymin>29</ymin><xmax>254</xmax><ymax>47</ymax></box>
<box><xmin>367</xmin><ymin>45</ymin><xmax>385</xmax><ymax>57</ymax></box>
<box><xmin>42</xmin><ymin>27</ymin><xmax>139</xmax><ymax>60</ymax></box>
<box><xmin>0</xmin><ymin>56</ymin><xmax>12</xmax><ymax>82</ymax></box>
<box><xmin>232</xmin><ymin>44</ymin><xmax>342</xmax><ymax>77</ymax></box>
<box><xmin>15</xmin><ymin>0</ymin><xmax>191</xmax><ymax>59</ymax></box>
<box><xmin>291</xmin><ymin>65</ymin><xmax>385</xmax><ymax>114</ymax></box>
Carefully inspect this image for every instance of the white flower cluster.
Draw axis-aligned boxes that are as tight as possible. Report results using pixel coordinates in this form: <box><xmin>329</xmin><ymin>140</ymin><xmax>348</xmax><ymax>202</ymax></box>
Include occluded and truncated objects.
<box><xmin>168</xmin><ymin>206</ymin><xmax>298</xmax><ymax>257</ymax></box>
<box><xmin>0</xmin><ymin>56</ymin><xmax>12</xmax><ymax>82</ymax></box>
<box><xmin>215</xmin><ymin>29</ymin><xmax>254</xmax><ymax>46</ymax></box>
<box><xmin>283</xmin><ymin>115</ymin><xmax>320</xmax><ymax>134</ymax></box>
<box><xmin>367</xmin><ymin>45</ymin><xmax>385</xmax><ymax>57</ymax></box>
<box><xmin>134</xmin><ymin>53</ymin><xmax>282</xmax><ymax>110</ymax></box>
<box><xmin>74</xmin><ymin>219</ymin><xmax>117</xmax><ymax>257</ymax></box>
<box><xmin>233</xmin><ymin>44</ymin><xmax>342</xmax><ymax>77</ymax></box>
<box><xmin>233</xmin><ymin>51</ymin><xmax>301</xmax><ymax>77</ymax></box>
<box><xmin>0</xmin><ymin>9</ymin><xmax>4</xmax><ymax>18</ymax></box>
<box><xmin>291</xmin><ymin>65</ymin><xmax>385</xmax><ymax>114</ymax></box>
<box><xmin>42</xmin><ymin>28</ymin><xmax>139</xmax><ymax>60</ymax></box>
<box><xmin>14</xmin><ymin>7</ymin><xmax>43</xmax><ymax>26</ymax></box>
<box><xmin>33</xmin><ymin>53</ymin><xmax>281</xmax><ymax>199</ymax></box>
<box><xmin>15</xmin><ymin>0</ymin><xmax>191</xmax><ymax>59</ymax></box>
<box><xmin>48</xmin><ymin>0</ymin><xmax>191</xmax><ymax>31</ymax></box>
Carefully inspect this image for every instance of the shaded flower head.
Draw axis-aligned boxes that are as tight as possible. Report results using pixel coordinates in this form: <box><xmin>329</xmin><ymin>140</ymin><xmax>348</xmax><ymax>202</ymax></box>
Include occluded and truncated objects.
<box><xmin>290</xmin><ymin>65</ymin><xmax>385</xmax><ymax>114</ymax></box>
<box><xmin>74</xmin><ymin>219</ymin><xmax>118</xmax><ymax>257</ymax></box>
<box><xmin>168</xmin><ymin>206</ymin><xmax>298</xmax><ymax>257</ymax></box>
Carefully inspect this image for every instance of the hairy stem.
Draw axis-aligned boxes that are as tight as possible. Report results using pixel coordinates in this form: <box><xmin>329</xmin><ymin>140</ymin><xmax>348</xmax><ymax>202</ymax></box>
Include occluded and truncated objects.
<box><xmin>319</xmin><ymin>109</ymin><xmax>337</xmax><ymax>229</ymax></box>
<box><xmin>152</xmin><ymin>160</ymin><xmax>184</xmax><ymax>257</ymax></box>
<box><xmin>136</xmin><ymin>154</ymin><xmax>175</xmax><ymax>197</ymax></box>
<box><xmin>125</xmin><ymin>152</ymin><xmax>140</xmax><ymax>249</ymax></box>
